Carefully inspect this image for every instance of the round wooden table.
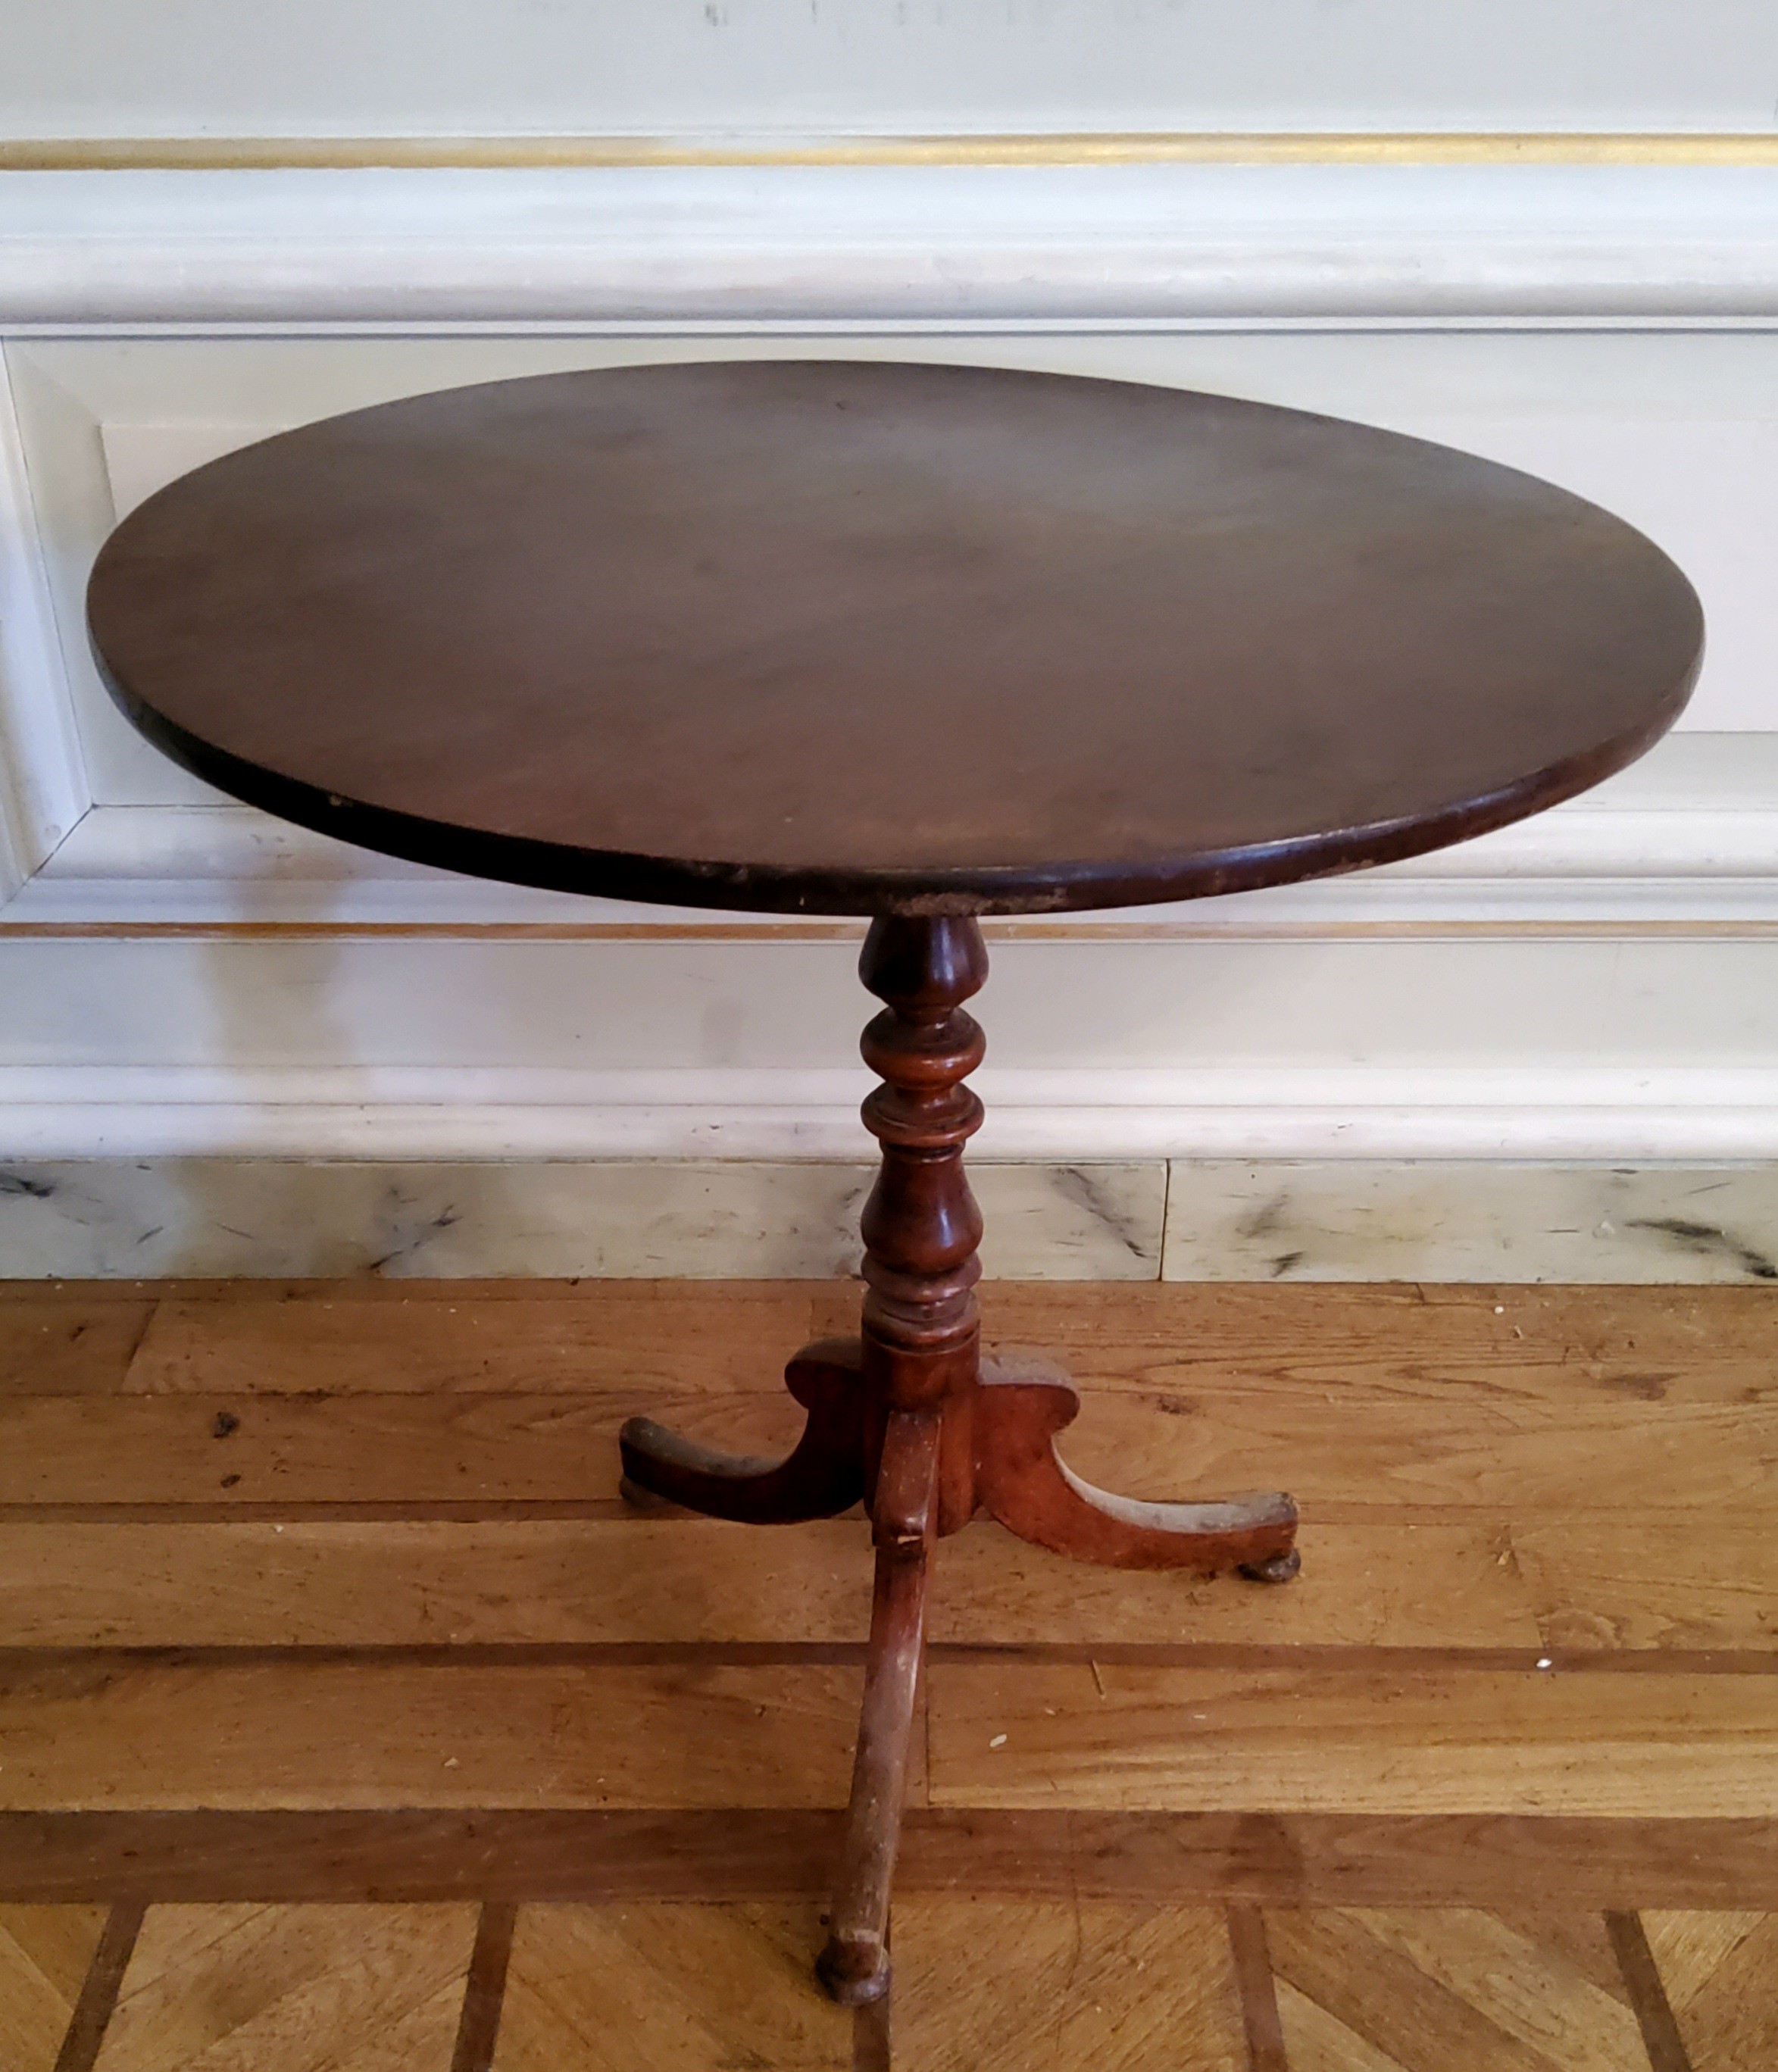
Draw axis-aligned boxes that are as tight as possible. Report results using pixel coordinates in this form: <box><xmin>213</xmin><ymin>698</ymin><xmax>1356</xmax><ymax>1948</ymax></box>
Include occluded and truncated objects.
<box><xmin>87</xmin><ymin>358</ymin><xmax>1705</xmax><ymax>2005</ymax></box>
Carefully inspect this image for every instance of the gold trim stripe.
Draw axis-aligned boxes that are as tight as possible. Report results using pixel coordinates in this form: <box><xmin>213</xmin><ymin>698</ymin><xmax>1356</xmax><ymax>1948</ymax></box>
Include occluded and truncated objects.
<box><xmin>3</xmin><ymin>131</ymin><xmax>1778</xmax><ymax>171</ymax></box>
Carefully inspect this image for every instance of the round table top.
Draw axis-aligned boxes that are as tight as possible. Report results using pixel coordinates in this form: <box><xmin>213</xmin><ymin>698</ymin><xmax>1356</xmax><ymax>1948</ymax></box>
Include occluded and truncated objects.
<box><xmin>87</xmin><ymin>358</ymin><xmax>1704</xmax><ymax>917</ymax></box>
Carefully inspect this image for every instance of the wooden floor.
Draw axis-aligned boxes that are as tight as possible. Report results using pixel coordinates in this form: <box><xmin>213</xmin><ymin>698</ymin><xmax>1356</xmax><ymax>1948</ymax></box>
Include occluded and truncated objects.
<box><xmin>0</xmin><ymin>1278</ymin><xmax>1775</xmax><ymax>2070</ymax></box>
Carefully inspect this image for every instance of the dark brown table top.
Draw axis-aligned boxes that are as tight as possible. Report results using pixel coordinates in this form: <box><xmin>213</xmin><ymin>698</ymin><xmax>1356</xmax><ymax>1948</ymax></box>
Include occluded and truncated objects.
<box><xmin>87</xmin><ymin>358</ymin><xmax>1703</xmax><ymax>917</ymax></box>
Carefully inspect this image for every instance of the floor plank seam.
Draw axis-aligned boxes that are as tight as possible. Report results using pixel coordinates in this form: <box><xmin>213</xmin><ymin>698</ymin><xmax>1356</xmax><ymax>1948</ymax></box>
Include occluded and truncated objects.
<box><xmin>3</xmin><ymin>1639</ymin><xmax>1776</xmax><ymax>1673</ymax></box>
<box><xmin>115</xmin><ymin>1300</ymin><xmax>162</xmax><ymax>1386</ymax></box>
<box><xmin>1226</xmin><ymin>1905</ymin><xmax>1288</xmax><ymax>2072</ymax></box>
<box><xmin>448</xmin><ymin>1900</ymin><xmax>517</xmax><ymax>2072</ymax></box>
<box><xmin>5</xmin><ymin>1811</ymin><xmax>1778</xmax><ymax>1906</ymax></box>
<box><xmin>1606</xmin><ymin>1910</ymin><xmax>1698</xmax><ymax>2072</ymax></box>
<box><xmin>48</xmin><ymin>1900</ymin><xmax>143</xmax><ymax>2072</ymax></box>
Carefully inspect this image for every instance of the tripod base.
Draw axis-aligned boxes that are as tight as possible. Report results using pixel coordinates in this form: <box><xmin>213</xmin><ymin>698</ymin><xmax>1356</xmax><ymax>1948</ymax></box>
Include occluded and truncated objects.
<box><xmin>619</xmin><ymin>1333</ymin><xmax>1298</xmax><ymax>2000</ymax></box>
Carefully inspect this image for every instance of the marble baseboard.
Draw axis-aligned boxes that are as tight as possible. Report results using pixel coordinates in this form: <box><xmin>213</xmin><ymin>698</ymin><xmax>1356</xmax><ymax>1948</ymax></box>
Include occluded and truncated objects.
<box><xmin>0</xmin><ymin>1159</ymin><xmax>1165</xmax><ymax>1281</ymax></box>
<box><xmin>5</xmin><ymin>1158</ymin><xmax>1778</xmax><ymax>1283</ymax></box>
<box><xmin>1164</xmin><ymin>1162</ymin><xmax>1778</xmax><ymax>1283</ymax></box>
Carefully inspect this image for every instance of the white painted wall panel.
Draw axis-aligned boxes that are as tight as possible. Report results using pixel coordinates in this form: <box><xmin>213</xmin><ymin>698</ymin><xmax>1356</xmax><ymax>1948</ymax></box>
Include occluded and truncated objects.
<box><xmin>7</xmin><ymin>935</ymin><xmax>1778</xmax><ymax>1159</ymax></box>
<box><xmin>2</xmin><ymin>0</ymin><xmax>1776</xmax><ymax>136</ymax></box>
<box><xmin>21</xmin><ymin>934</ymin><xmax>1778</xmax><ymax>1074</ymax></box>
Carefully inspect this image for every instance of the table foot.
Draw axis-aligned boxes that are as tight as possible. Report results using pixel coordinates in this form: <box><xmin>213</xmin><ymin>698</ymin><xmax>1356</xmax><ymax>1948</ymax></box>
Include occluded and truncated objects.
<box><xmin>816</xmin><ymin>1933</ymin><xmax>892</xmax><ymax>2008</ymax></box>
<box><xmin>618</xmin><ymin>1337</ymin><xmax>869</xmax><ymax>1524</ymax></box>
<box><xmin>973</xmin><ymin>1351</ymin><xmax>1298</xmax><ymax>1577</ymax></box>
<box><xmin>817</xmin><ymin>1406</ymin><xmax>937</xmax><ymax>2005</ymax></box>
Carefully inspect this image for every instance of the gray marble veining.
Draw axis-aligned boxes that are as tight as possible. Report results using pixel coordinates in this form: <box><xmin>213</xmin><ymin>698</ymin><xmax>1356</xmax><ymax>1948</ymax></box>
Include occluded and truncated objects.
<box><xmin>8</xmin><ymin>1155</ymin><xmax>1778</xmax><ymax>1282</ymax></box>
<box><xmin>1162</xmin><ymin>1161</ymin><xmax>1778</xmax><ymax>1283</ymax></box>
<box><xmin>0</xmin><ymin>1159</ymin><xmax>1165</xmax><ymax>1280</ymax></box>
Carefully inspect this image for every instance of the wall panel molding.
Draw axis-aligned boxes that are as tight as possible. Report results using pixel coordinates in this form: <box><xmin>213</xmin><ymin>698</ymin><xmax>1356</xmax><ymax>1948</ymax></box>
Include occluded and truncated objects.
<box><xmin>0</xmin><ymin>347</ymin><xmax>87</xmax><ymax>898</ymax></box>
<box><xmin>8</xmin><ymin>761</ymin><xmax>1778</xmax><ymax>934</ymax></box>
<box><xmin>3</xmin><ymin>168</ymin><xmax>1777</xmax><ymax>1167</ymax></box>
<box><xmin>7</xmin><ymin>165</ymin><xmax>1778</xmax><ymax>328</ymax></box>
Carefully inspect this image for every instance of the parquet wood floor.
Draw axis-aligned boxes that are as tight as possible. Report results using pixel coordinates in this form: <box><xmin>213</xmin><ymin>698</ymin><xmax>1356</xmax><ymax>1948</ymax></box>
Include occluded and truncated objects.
<box><xmin>0</xmin><ymin>1279</ymin><xmax>1773</xmax><ymax>2068</ymax></box>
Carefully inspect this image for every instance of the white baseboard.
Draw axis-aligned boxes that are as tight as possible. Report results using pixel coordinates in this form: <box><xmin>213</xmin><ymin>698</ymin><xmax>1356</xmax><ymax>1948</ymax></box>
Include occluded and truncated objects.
<box><xmin>8</xmin><ymin>1065</ymin><xmax>1778</xmax><ymax>1162</ymax></box>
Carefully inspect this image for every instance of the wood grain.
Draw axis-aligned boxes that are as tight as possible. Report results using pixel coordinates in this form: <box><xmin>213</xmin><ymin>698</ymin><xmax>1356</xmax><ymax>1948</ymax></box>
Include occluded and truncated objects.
<box><xmin>124</xmin><ymin>1286</ymin><xmax>823</xmax><ymax>1396</ymax></box>
<box><xmin>10</xmin><ymin>1286</ymin><xmax>1778</xmax><ymax>1536</ymax></box>
<box><xmin>5</xmin><ymin>1811</ymin><xmax>1777</xmax><ymax>1909</ymax></box>
<box><xmin>0</xmin><ymin>1301</ymin><xmax>154</xmax><ymax>1397</ymax></box>
<box><xmin>1271</xmin><ymin>1979</ymin><xmax>1405</xmax><ymax>2071</ymax></box>
<box><xmin>10</xmin><ymin>1277</ymin><xmax>1775</xmax><ymax>1379</ymax></box>
<box><xmin>932</xmin><ymin>1517</ymin><xmax>1541</xmax><ymax>1647</ymax></box>
<box><xmin>0</xmin><ymin>1393</ymin><xmax>803</xmax><ymax>1508</ymax></box>
<box><xmin>69</xmin><ymin>1894</ymin><xmax>1674</xmax><ymax>2070</ymax></box>
<box><xmin>1268</xmin><ymin>1908</ymin><xmax>1649</xmax><ymax>2071</ymax></box>
<box><xmin>8</xmin><ymin>1645</ymin><xmax>1767</xmax><ymax>1820</ymax></box>
<box><xmin>491</xmin><ymin>1904</ymin><xmax>852</xmax><ymax>2070</ymax></box>
<box><xmin>1035</xmin><ymin>1388</ymin><xmax>1778</xmax><ymax>1518</ymax></box>
<box><xmin>0</xmin><ymin>1516</ymin><xmax>1539</xmax><ymax>1649</ymax></box>
<box><xmin>0</xmin><ymin>1658</ymin><xmax>890</xmax><ymax>1811</ymax></box>
<box><xmin>981</xmin><ymin>1283</ymin><xmax>1778</xmax><ymax>1391</ymax></box>
<box><xmin>113</xmin><ymin>1279</ymin><xmax>1778</xmax><ymax>1402</ymax></box>
<box><xmin>929</xmin><ymin>1661</ymin><xmax>1778</xmax><ymax>1815</ymax></box>
<box><xmin>0</xmin><ymin>1520</ymin><xmax>875</xmax><ymax>1648</ymax></box>
<box><xmin>0</xmin><ymin>1904</ymin><xmax>110</xmax><ymax>2072</ymax></box>
<box><xmin>91</xmin><ymin>1904</ymin><xmax>476</xmax><ymax>2072</ymax></box>
<box><xmin>1645</xmin><ymin>1909</ymin><xmax>1778</xmax><ymax>2070</ymax></box>
<box><xmin>4</xmin><ymin>1380</ymin><xmax>1771</xmax><ymax>1520</ymax></box>
<box><xmin>891</xmin><ymin>1899</ymin><xmax>1247</xmax><ymax>2071</ymax></box>
<box><xmin>1</xmin><ymin>1284</ymin><xmax>1771</xmax><ymax>1539</ymax></box>
<box><xmin>1514</xmin><ymin>1520</ymin><xmax>1778</xmax><ymax>1652</ymax></box>
<box><xmin>5</xmin><ymin>1279</ymin><xmax>1778</xmax><ymax>2060</ymax></box>
<box><xmin>1486</xmin><ymin>1905</ymin><xmax>1636</xmax><ymax>2008</ymax></box>
<box><xmin>0</xmin><ymin>1810</ymin><xmax>847</xmax><ymax>1904</ymax></box>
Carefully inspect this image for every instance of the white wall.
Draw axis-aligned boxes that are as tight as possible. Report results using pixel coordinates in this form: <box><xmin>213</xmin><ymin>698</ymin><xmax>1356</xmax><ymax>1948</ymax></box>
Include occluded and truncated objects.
<box><xmin>2</xmin><ymin>1</ymin><xmax>1776</xmax><ymax>137</ymax></box>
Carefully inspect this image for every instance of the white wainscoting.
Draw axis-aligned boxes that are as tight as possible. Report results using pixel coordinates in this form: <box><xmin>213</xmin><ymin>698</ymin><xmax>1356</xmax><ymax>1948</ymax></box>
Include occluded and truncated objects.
<box><xmin>2</xmin><ymin>165</ymin><xmax>1777</xmax><ymax>1169</ymax></box>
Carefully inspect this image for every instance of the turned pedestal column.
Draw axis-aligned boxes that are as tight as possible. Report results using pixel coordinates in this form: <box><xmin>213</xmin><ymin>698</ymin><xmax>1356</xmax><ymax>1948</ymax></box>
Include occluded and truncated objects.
<box><xmin>619</xmin><ymin>915</ymin><xmax>1299</xmax><ymax>2002</ymax></box>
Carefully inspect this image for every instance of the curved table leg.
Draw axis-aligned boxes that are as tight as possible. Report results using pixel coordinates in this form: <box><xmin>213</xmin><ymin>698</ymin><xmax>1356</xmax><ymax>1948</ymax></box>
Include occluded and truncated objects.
<box><xmin>974</xmin><ymin>1352</ymin><xmax>1299</xmax><ymax>1580</ymax></box>
<box><xmin>619</xmin><ymin>1337</ymin><xmax>870</xmax><ymax>1524</ymax></box>
<box><xmin>817</xmin><ymin>1406</ymin><xmax>939</xmax><ymax>2007</ymax></box>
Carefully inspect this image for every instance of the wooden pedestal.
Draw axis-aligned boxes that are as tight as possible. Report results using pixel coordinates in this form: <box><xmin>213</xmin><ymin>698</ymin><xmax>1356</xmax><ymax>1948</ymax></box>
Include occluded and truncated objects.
<box><xmin>619</xmin><ymin>917</ymin><xmax>1298</xmax><ymax>2005</ymax></box>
